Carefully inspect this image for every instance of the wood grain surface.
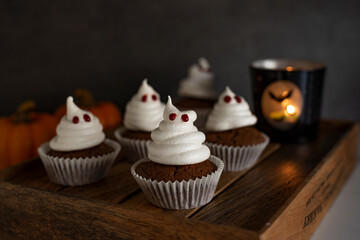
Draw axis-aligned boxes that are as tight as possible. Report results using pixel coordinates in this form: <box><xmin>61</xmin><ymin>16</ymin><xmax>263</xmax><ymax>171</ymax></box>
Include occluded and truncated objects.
<box><xmin>0</xmin><ymin>157</ymin><xmax>63</xmax><ymax>191</ymax></box>
<box><xmin>0</xmin><ymin>120</ymin><xmax>357</xmax><ymax>240</ymax></box>
<box><xmin>191</xmin><ymin>121</ymin><xmax>356</xmax><ymax>233</ymax></box>
<box><xmin>0</xmin><ymin>181</ymin><xmax>258</xmax><ymax>240</ymax></box>
<box><xmin>60</xmin><ymin>161</ymin><xmax>139</xmax><ymax>203</ymax></box>
<box><xmin>261</xmin><ymin>122</ymin><xmax>358</xmax><ymax>240</ymax></box>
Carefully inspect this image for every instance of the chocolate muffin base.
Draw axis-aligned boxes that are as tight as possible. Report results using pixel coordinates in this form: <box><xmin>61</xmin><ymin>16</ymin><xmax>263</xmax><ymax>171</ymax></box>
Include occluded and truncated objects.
<box><xmin>135</xmin><ymin>159</ymin><xmax>217</xmax><ymax>182</ymax></box>
<box><xmin>206</xmin><ymin>127</ymin><xmax>265</xmax><ymax>147</ymax></box>
<box><xmin>131</xmin><ymin>156</ymin><xmax>224</xmax><ymax>209</ymax></box>
<box><xmin>47</xmin><ymin>142</ymin><xmax>114</xmax><ymax>158</ymax></box>
<box><xmin>121</xmin><ymin>130</ymin><xmax>152</xmax><ymax>140</ymax></box>
<box><xmin>174</xmin><ymin>97</ymin><xmax>215</xmax><ymax>109</ymax></box>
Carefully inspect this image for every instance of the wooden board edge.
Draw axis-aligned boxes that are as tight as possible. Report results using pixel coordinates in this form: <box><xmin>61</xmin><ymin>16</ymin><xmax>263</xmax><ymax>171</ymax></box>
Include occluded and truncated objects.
<box><xmin>0</xmin><ymin>180</ymin><xmax>259</xmax><ymax>240</ymax></box>
<box><xmin>259</xmin><ymin>123</ymin><xmax>359</xmax><ymax>240</ymax></box>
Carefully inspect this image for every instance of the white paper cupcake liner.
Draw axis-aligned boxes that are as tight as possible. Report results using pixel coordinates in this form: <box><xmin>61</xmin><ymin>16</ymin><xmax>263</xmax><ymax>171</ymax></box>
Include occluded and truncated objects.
<box><xmin>38</xmin><ymin>139</ymin><xmax>121</xmax><ymax>186</ymax></box>
<box><xmin>205</xmin><ymin>134</ymin><xmax>270</xmax><ymax>172</ymax></box>
<box><xmin>131</xmin><ymin>155</ymin><xmax>224</xmax><ymax>210</ymax></box>
<box><xmin>114</xmin><ymin>127</ymin><xmax>150</xmax><ymax>162</ymax></box>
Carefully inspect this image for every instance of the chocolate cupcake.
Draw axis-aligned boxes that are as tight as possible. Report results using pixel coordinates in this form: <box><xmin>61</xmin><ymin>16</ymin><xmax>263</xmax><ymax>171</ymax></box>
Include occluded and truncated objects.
<box><xmin>205</xmin><ymin>87</ymin><xmax>269</xmax><ymax>171</ymax></box>
<box><xmin>114</xmin><ymin>79</ymin><xmax>165</xmax><ymax>161</ymax></box>
<box><xmin>175</xmin><ymin>57</ymin><xmax>217</xmax><ymax>128</ymax></box>
<box><xmin>131</xmin><ymin>96</ymin><xmax>224</xmax><ymax>210</ymax></box>
<box><xmin>38</xmin><ymin>97</ymin><xmax>121</xmax><ymax>186</ymax></box>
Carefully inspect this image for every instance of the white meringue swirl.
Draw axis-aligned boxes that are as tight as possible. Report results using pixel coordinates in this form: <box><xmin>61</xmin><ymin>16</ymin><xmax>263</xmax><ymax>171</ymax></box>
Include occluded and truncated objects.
<box><xmin>178</xmin><ymin>57</ymin><xmax>217</xmax><ymax>99</ymax></box>
<box><xmin>148</xmin><ymin>96</ymin><xmax>210</xmax><ymax>165</ymax></box>
<box><xmin>50</xmin><ymin>96</ymin><xmax>105</xmax><ymax>151</ymax></box>
<box><xmin>124</xmin><ymin>79</ymin><xmax>165</xmax><ymax>132</ymax></box>
<box><xmin>206</xmin><ymin>87</ymin><xmax>257</xmax><ymax>131</ymax></box>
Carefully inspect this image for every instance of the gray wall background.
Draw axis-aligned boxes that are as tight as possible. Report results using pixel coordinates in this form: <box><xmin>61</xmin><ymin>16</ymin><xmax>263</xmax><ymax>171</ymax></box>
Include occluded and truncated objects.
<box><xmin>0</xmin><ymin>0</ymin><xmax>359</xmax><ymax>120</ymax></box>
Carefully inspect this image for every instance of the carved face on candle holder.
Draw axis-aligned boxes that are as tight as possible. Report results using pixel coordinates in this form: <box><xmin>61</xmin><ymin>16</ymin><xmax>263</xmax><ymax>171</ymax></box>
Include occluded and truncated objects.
<box><xmin>261</xmin><ymin>80</ymin><xmax>303</xmax><ymax>130</ymax></box>
<box><xmin>250</xmin><ymin>59</ymin><xmax>326</xmax><ymax>142</ymax></box>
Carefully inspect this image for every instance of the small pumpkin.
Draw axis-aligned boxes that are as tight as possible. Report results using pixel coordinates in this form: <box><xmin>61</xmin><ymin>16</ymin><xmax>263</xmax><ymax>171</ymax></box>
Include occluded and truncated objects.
<box><xmin>54</xmin><ymin>89</ymin><xmax>122</xmax><ymax>130</ymax></box>
<box><xmin>0</xmin><ymin>101</ymin><xmax>58</xmax><ymax>169</ymax></box>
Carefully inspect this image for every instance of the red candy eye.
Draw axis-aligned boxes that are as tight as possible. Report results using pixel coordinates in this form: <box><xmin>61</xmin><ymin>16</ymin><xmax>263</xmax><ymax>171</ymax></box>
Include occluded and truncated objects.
<box><xmin>169</xmin><ymin>113</ymin><xmax>177</xmax><ymax>121</ymax></box>
<box><xmin>142</xmin><ymin>94</ymin><xmax>147</xmax><ymax>102</ymax></box>
<box><xmin>83</xmin><ymin>114</ymin><xmax>91</xmax><ymax>122</ymax></box>
<box><xmin>152</xmin><ymin>94</ymin><xmax>157</xmax><ymax>101</ymax></box>
<box><xmin>181</xmin><ymin>114</ymin><xmax>189</xmax><ymax>122</ymax></box>
<box><xmin>235</xmin><ymin>96</ymin><xmax>242</xmax><ymax>103</ymax></box>
<box><xmin>72</xmin><ymin>116</ymin><xmax>79</xmax><ymax>124</ymax></box>
<box><xmin>199</xmin><ymin>66</ymin><xmax>212</xmax><ymax>73</ymax></box>
<box><xmin>224</xmin><ymin>95</ymin><xmax>231</xmax><ymax>103</ymax></box>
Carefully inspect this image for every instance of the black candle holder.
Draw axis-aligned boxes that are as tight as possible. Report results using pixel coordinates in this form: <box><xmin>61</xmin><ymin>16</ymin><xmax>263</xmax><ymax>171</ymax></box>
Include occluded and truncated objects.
<box><xmin>250</xmin><ymin>59</ymin><xmax>326</xmax><ymax>142</ymax></box>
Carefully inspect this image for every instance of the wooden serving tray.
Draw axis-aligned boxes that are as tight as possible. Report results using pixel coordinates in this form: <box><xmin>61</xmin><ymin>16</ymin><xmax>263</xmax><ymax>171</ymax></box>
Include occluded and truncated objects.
<box><xmin>0</xmin><ymin>120</ymin><xmax>358</xmax><ymax>240</ymax></box>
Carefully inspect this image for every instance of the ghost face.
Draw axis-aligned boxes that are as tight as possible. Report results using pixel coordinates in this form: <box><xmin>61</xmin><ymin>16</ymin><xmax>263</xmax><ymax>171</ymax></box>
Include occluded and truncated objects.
<box><xmin>261</xmin><ymin>80</ymin><xmax>303</xmax><ymax>130</ymax></box>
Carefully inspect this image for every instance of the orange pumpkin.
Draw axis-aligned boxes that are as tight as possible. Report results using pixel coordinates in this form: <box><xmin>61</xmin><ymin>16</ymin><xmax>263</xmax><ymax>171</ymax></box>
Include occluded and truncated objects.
<box><xmin>0</xmin><ymin>101</ymin><xmax>58</xmax><ymax>169</ymax></box>
<box><xmin>55</xmin><ymin>89</ymin><xmax>122</xmax><ymax>130</ymax></box>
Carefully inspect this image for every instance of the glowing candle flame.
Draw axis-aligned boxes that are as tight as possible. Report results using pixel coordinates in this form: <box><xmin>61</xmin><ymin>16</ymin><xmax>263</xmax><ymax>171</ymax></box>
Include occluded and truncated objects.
<box><xmin>286</xmin><ymin>66</ymin><xmax>294</xmax><ymax>71</ymax></box>
<box><xmin>286</xmin><ymin>104</ymin><xmax>296</xmax><ymax>115</ymax></box>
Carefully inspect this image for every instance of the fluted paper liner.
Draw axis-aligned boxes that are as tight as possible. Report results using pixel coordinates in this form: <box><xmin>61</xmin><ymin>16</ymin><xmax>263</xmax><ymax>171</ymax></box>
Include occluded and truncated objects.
<box><xmin>205</xmin><ymin>133</ymin><xmax>269</xmax><ymax>172</ymax></box>
<box><xmin>131</xmin><ymin>155</ymin><xmax>224</xmax><ymax>210</ymax></box>
<box><xmin>38</xmin><ymin>139</ymin><xmax>121</xmax><ymax>186</ymax></box>
<box><xmin>114</xmin><ymin>127</ymin><xmax>151</xmax><ymax>162</ymax></box>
